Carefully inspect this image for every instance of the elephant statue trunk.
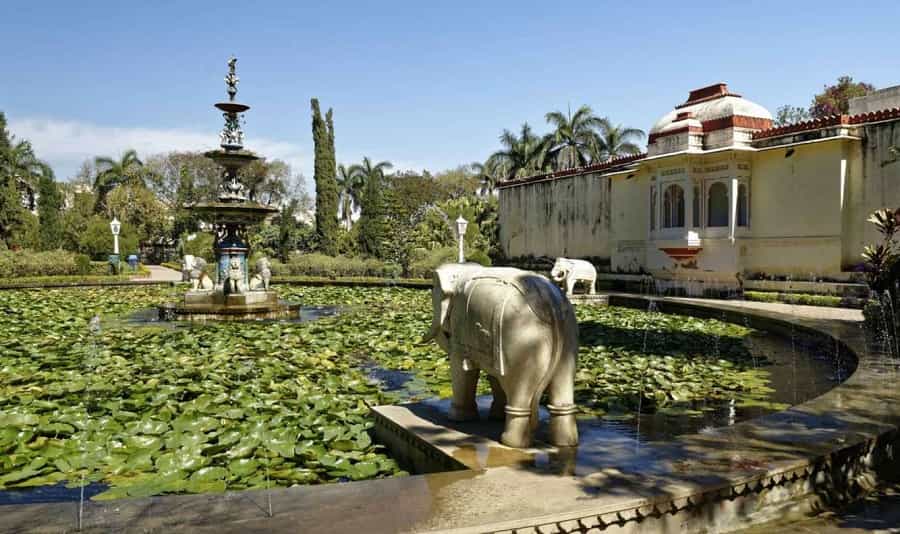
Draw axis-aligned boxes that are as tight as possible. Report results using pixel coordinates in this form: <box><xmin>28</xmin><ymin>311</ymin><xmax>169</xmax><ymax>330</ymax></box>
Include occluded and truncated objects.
<box><xmin>427</xmin><ymin>264</ymin><xmax>579</xmax><ymax>448</ymax></box>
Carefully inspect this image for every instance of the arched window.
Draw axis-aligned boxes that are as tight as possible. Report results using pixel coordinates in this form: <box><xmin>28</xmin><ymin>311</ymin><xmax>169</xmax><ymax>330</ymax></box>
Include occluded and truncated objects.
<box><xmin>663</xmin><ymin>184</ymin><xmax>685</xmax><ymax>228</ymax></box>
<box><xmin>707</xmin><ymin>182</ymin><xmax>729</xmax><ymax>227</ymax></box>
<box><xmin>737</xmin><ymin>183</ymin><xmax>749</xmax><ymax>227</ymax></box>
<box><xmin>650</xmin><ymin>185</ymin><xmax>657</xmax><ymax>230</ymax></box>
<box><xmin>692</xmin><ymin>185</ymin><xmax>700</xmax><ymax>227</ymax></box>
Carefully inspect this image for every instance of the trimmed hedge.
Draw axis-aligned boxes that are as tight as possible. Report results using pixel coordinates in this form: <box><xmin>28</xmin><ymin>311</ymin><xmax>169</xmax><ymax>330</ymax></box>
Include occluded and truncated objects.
<box><xmin>408</xmin><ymin>246</ymin><xmax>491</xmax><ymax>280</ymax></box>
<box><xmin>271</xmin><ymin>253</ymin><xmax>402</xmax><ymax>279</ymax></box>
<box><xmin>0</xmin><ymin>250</ymin><xmax>152</xmax><ymax>279</ymax></box>
<box><xmin>271</xmin><ymin>276</ymin><xmax>430</xmax><ymax>288</ymax></box>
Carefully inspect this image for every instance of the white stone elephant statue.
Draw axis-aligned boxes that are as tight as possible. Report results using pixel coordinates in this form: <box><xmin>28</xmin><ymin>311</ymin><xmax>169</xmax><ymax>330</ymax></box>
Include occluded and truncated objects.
<box><xmin>424</xmin><ymin>264</ymin><xmax>579</xmax><ymax>448</ymax></box>
<box><xmin>551</xmin><ymin>257</ymin><xmax>597</xmax><ymax>297</ymax></box>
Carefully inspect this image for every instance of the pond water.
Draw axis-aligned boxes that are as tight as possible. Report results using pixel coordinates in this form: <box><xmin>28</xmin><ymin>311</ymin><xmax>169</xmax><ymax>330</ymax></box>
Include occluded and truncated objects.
<box><xmin>0</xmin><ymin>285</ymin><xmax>853</xmax><ymax>505</ymax></box>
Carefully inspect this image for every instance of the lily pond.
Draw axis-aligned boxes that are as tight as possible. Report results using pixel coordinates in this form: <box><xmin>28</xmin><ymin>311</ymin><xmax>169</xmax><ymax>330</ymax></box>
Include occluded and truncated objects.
<box><xmin>0</xmin><ymin>285</ymin><xmax>849</xmax><ymax>502</ymax></box>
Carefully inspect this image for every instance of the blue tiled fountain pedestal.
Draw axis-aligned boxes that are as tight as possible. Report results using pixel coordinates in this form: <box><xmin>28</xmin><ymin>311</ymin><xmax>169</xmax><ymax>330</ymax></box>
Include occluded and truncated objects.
<box><xmin>4</xmin><ymin>296</ymin><xmax>900</xmax><ymax>533</ymax></box>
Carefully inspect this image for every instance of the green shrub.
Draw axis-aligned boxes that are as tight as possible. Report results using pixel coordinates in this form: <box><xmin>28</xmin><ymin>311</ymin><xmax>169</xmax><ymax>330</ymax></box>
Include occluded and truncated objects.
<box><xmin>74</xmin><ymin>254</ymin><xmax>91</xmax><ymax>275</ymax></box>
<box><xmin>0</xmin><ymin>250</ymin><xmax>140</xmax><ymax>278</ymax></box>
<box><xmin>407</xmin><ymin>246</ymin><xmax>491</xmax><ymax>280</ymax></box>
<box><xmin>0</xmin><ymin>249</ymin><xmax>77</xmax><ymax>277</ymax></box>
<box><xmin>271</xmin><ymin>253</ymin><xmax>402</xmax><ymax>279</ymax></box>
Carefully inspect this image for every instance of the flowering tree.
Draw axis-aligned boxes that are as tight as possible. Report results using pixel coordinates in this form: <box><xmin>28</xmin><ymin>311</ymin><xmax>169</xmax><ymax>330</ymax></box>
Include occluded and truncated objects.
<box><xmin>810</xmin><ymin>76</ymin><xmax>874</xmax><ymax>118</ymax></box>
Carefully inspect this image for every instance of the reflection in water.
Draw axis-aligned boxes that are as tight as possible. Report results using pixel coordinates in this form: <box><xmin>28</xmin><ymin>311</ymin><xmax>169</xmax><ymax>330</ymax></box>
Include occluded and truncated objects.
<box><xmin>0</xmin><ymin>482</ymin><xmax>107</xmax><ymax>506</ymax></box>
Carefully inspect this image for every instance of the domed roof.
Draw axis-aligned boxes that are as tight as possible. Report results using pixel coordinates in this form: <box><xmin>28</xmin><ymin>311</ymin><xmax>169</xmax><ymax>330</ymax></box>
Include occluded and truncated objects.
<box><xmin>649</xmin><ymin>83</ymin><xmax>772</xmax><ymax>136</ymax></box>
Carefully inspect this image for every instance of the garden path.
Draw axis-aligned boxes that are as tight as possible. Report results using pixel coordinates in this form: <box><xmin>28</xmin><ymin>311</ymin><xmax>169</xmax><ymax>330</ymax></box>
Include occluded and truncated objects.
<box><xmin>139</xmin><ymin>264</ymin><xmax>182</xmax><ymax>282</ymax></box>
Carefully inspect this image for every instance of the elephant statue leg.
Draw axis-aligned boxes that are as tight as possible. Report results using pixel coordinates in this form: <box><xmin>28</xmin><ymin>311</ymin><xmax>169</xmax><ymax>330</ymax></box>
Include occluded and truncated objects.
<box><xmin>501</xmin><ymin>384</ymin><xmax>535</xmax><ymax>448</ymax></box>
<box><xmin>546</xmin><ymin>354</ymin><xmax>579</xmax><ymax>447</ymax></box>
<box><xmin>487</xmin><ymin>375</ymin><xmax>506</xmax><ymax>421</ymax></box>
<box><xmin>448</xmin><ymin>354</ymin><xmax>479</xmax><ymax>422</ymax></box>
<box><xmin>567</xmin><ymin>278</ymin><xmax>576</xmax><ymax>296</ymax></box>
<box><xmin>589</xmin><ymin>279</ymin><xmax>596</xmax><ymax>295</ymax></box>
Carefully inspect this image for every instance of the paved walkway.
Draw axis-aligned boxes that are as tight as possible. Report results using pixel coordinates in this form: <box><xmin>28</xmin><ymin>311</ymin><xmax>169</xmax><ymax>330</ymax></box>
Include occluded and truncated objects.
<box><xmin>602</xmin><ymin>291</ymin><xmax>864</xmax><ymax>323</ymax></box>
<box><xmin>666</xmin><ymin>295</ymin><xmax>864</xmax><ymax>323</ymax></box>
<box><xmin>138</xmin><ymin>265</ymin><xmax>183</xmax><ymax>282</ymax></box>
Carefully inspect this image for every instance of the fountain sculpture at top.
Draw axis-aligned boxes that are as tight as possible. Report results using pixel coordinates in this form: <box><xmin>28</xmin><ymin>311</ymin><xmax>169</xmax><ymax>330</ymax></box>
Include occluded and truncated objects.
<box><xmin>159</xmin><ymin>57</ymin><xmax>299</xmax><ymax>321</ymax></box>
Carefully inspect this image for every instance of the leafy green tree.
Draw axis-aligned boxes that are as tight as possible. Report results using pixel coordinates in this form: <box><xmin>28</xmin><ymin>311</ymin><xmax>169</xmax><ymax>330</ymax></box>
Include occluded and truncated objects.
<box><xmin>810</xmin><ymin>76</ymin><xmax>875</xmax><ymax>118</ymax></box>
<box><xmin>78</xmin><ymin>215</ymin><xmax>139</xmax><ymax>259</ymax></box>
<box><xmin>145</xmin><ymin>151</ymin><xmax>221</xmax><ymax>208</ymax></box>
<box><xmin>105</xmin><ymin>183</ymin><xmax>169</xmax><ymax>246</ymax></box>
<box><xmin>432</xmin><ymin>165</ymin><xmax>480</xmax><ymax>198</ymax></box>
<box><xmin>773</xmin><ymin>105</ymin><xmax>811</xmax><ymax>127</ymax></box>
<box><xmin>278</xmin><ymin>199</ymin><xmax>300</xmax><ymax>261</ymax></box>
<box><xmin>545</xmin><ymin>105</ymin><xmax>605</xmax><ymax>169</ymax></box>
<box><xmin>487</xmin><ymin>123</ymin><xmax>551</xmax><ymax>180</ymax></box>
<box><xmin>354</xmin><ymin>157</ymin><xmax>393</xmax><ymax>257</ymax></box>
<box><xmin>61</xmin><ymin>190</ymin><xmax>95</xmax><ymax>252</ymax></box>
<box><xmin>240</xmin><ymin>158</ymin><xmax>289</xmax><ymax>205</ymax></box>
<box><xmin>311</xmin><ymin>98</ymin><xmax>339</xmax><ymax>254</ymax></box>
<box><xmin>0</xmin><ymin>175</ymin><xmax>24</xmax><ymax>248</ymax></box>
<box><xmin>37</xmin><ymin>164</ymin><xmax>63</xmax><ymax>250</ymax></box>
<box><xmin>593</xmin><ymin>119</ymin><xmax>644</xmax><ymax>161</ymax></box>
<box><xmin>94</xmin><ymin>149</ymin><xmax>144</xmax><ymax>213</ymax></box>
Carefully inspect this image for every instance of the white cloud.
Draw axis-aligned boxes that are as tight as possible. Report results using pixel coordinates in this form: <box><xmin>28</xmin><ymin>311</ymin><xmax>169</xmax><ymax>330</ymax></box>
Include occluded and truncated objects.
<box><xmin>7</xmin><ymin>117</ymin><xmax>311</xmax><ymax>186</ymax></box>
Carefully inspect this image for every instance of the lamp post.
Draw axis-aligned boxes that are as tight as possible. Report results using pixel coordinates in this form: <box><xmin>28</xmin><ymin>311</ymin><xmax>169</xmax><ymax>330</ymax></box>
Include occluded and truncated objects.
<box><xmin>455</xmin><ymin>215</ymin><xmax>468</xmax><ymax>263</ymax></box>
<box><xmin>110</xmin><ymin>217</ymin><xmax>121</xmax><ymax>255</ymax></box>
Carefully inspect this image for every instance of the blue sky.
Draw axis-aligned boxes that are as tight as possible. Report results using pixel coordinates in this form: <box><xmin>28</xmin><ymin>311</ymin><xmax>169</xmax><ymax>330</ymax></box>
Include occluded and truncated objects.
<box><xmin>2</xmin><ymin>1</ymin><xmax>899</xmax><ymax>190</ymax></box>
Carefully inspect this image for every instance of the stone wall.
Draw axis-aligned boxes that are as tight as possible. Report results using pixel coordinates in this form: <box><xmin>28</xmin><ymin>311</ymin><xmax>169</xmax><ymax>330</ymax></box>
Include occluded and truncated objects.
<box><xmin>849</xmin><ymin>85</ymin><xmax>900</xmax><ymax>115</ymax></box>
<box><xmin>851</xmin><ymin>120</ymin><xmax>900</xmax><ymax>265</ymax></box>
<box><xmin>498</xmin><ymin>172</ymin><xmax>612</xmax><ymax>259</ymax></box>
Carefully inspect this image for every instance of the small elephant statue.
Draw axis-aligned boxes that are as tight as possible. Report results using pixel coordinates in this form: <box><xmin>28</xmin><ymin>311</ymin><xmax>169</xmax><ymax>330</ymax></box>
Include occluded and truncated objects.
<box><xmin>249</xmin><ymin>257</ymin><xmax>272</xmax><ymax>291</ymax></box>
<box><xmin>551</xmin><ymin>257</ymin><xmax>597</xmax><ymax>297</ymax></box>
<box><xmin>187</xmin><ymin>257</ymin><xmax>214</xmax><ymax>291</ymax></box>
<box><xmin>225</xmin><ymin>257</ymin><xmax>244</xmax><ymax>294</ymax></box>
<box><xmin>424</xmin><ymin>264</ymin><xmax>579</xmax><ymax>448</ymax></box>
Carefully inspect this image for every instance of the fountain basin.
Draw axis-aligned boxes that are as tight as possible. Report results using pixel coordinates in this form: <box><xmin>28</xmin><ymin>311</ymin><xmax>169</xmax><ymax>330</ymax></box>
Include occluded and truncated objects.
<box><xmin>158</xmin><ymin>290</ymin><xmax>302</xmax><ymax>321</ymax></box>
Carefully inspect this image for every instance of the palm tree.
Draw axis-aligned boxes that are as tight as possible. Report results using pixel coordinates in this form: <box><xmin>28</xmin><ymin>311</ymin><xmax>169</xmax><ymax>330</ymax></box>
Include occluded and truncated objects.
<box><xmin>593</xmin><ymin>119</ymin><xmax>645</xmax><ymax>161</ymax></box>
<box><xmin>94</xmin><ymin>149</ymin><xmax>144</xmax><ymax>212</ymax></box>
<box><xmin>349</xmin><ymin>157</ymin><xmax>393</xmax><ymax>183</ymax></box>
<box><xmin>1</xmin><ymin>140</ymin><xmax>42</xmax><ymax>210</ymax></box>
<box><xmin>471</xmin><ymin>160</ymin><xmax>507</xmax><ymax>196</ymax></box>
<box><xmin>488</xmin><ymin>123</ymin><xmax>550</xmax><ymax>181</ymax></box>
<box><xmin>336</xmin><ymin>164</ymin><xmax>364</xmax><ymax>229</ymax></box>
<box><xmin>545</xmin><ymin>105</ymin><xmax>605</xmax><ymax>170</ymax></box>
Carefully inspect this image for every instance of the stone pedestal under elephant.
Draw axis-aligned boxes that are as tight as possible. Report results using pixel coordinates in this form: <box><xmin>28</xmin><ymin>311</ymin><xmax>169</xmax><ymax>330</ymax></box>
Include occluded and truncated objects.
<box><xmin>425</xmin><ymin>264</ymin><xmax>579</xmax><ymax>448</ymax></box>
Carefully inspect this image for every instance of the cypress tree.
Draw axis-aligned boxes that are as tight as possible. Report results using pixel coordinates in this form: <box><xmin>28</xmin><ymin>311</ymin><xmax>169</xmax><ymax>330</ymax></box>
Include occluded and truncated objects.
<box><xmin>37</xmin><ymin>166</ymin><xmax>63</xmax><ymax>250</ymax></box>
<box><xmin>0</xmin><ymin>111</ymin><xmax>10</xmax><ymax>151</ymax></box>
<box><xmin>311</xmin><ymin>98</ymin><xmax>339</xmax><ymax>255</ymax></box>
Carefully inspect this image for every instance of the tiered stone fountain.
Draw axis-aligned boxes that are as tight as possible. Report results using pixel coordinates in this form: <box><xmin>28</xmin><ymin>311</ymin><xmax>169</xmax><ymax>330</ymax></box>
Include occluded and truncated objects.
<box><xmin>159</xmin><ymin>57</ymin><xmax>299</xmax><ymax>321</ymax></box>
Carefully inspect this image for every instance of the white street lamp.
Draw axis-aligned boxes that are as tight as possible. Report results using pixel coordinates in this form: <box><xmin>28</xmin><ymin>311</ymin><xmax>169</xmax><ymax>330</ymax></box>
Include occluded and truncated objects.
<box><xmin>110</xmin><ymin>217</ymin><xmax>121</xmax><ymax>255</ymax></box>
<box><xmin>455</xmin><ymin>215</ymin><xmax>468</xmax><ymax>263</ymax></box>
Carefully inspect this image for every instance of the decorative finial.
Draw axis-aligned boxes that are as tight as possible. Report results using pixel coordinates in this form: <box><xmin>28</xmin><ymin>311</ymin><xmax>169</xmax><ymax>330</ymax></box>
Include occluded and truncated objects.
<box><xmin>225</xmin><ymin>56</ymin><xmax>239</xmax><ymax>102</ymax></box>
